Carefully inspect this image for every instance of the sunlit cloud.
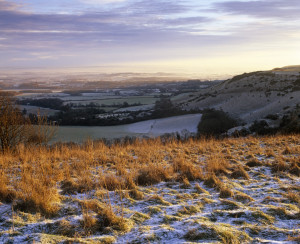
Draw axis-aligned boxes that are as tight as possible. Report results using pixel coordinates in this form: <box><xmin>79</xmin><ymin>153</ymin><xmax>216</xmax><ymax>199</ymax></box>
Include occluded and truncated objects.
<box><xmin>0</xmin><ymin>0</ymin><xmax>299</xmax><ymax>74</ymax></box>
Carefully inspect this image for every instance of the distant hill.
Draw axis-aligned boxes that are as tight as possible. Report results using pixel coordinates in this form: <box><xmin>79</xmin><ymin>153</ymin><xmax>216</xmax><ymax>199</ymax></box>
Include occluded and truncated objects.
<box><xmin>272</xmin><ymin>65</ymin><xmax>300</xmax><ymax>72</ymax></box>
<box><xmin>176</xmin><ymin>66</ymin><xmax>300</xmax><ymax>124</ymax></box>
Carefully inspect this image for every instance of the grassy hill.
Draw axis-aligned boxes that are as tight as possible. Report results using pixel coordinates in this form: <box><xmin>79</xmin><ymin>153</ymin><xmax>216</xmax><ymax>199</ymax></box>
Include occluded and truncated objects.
<box><xmin>0</xmin><ymin>135</ymin><xmax>299</xmax><ymax>243</ymax></box>
<box><xmin>272</xmin><ymin>65</ymin><xmax>300</xmax><ymax>72</ymax></box>
<box><xmin>178</xmin><ymin>66</ymin><xmax>300</xmax><ymax>124</ymax></box>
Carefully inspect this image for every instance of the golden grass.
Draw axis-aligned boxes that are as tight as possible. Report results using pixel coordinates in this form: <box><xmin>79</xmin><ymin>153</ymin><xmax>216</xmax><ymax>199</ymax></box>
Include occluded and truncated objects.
<box><xmin>0</xmin><ymin>134</ymin><xmax>298</xmax><ymax>219</ymax></box>
<box><xmin>231</xmin><ymin>165</ymin><xmax>250</xmax><ymax>180</ymax></box>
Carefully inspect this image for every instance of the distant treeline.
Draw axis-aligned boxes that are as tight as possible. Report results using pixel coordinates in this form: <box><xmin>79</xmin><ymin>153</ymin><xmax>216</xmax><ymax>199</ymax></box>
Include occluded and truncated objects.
<box><xmin>19</xmin><ymin>97</ymin><xmax>200</xmax><ymax>126</ymax></box>
<box><xmin>48</xmin><ymin>98</ymin><xmax>198</xmax><ymax>126</ymax></box>
<box><xmin>18</xmin><ymin>98</ymin><xmax>66</xmax><ymax>110</ymax></box>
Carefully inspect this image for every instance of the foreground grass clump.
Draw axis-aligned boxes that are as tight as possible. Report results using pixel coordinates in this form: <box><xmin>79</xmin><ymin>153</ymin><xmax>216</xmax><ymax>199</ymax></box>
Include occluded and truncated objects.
<box><xmin>0</xmin><ymin>170</ymin><xmax>15</xmax><ymax>203</ymax></box>
<box><xmin>184</xmin><ymin>223</ymin><xmax>251</xmax><ymax>243</ymax></box>
<box><xmin>0</xmin><ymin>134</ymin><xmax>299</xmax><ymax>243</ymax></box>
<box><xmin>81</xmin><ymin>199</ymin><xmax>133</xmax><ymax>233</ymax></box>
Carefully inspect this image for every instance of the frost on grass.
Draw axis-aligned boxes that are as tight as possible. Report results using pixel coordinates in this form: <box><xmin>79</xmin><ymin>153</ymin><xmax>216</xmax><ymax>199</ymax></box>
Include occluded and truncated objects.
<box><xmin>0</xmin><ymin>135</ymin><xmax>299</xmax><ymax>243</ymax></box>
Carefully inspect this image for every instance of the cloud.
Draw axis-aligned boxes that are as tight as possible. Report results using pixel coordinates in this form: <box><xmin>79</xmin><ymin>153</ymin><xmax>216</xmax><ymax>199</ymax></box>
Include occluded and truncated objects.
<box><xmin>80</xmin><ymin>0</ymin><xmax>127</xmax><ymax>4</ymax></box>
<box><xmin>0</xmin><ymin>0</ymin><xmax>21</xmax><ymax>11</ymax></box>
<box><xmin>0</xmin><ymin>0</ymin><xmax>213</xmax><ymax>51</ymax></box>
<box><xmin>215</xmin><ymin>0</ymin><xmax>300</xmax><ymax>19</ymax></box>
<box><xmin>1</xmin><ymin>0</ymin><xmax>300</xmax><ymax>70</ymax></box>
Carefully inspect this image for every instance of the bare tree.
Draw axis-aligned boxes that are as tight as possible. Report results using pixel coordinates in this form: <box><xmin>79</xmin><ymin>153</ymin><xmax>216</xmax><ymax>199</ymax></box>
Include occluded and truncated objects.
<box><xmin>0</xmin><ymin>95</ymin><xmax>57</xmax><ymax>152</ymax></box>
<box><xmin>0</xmin><ymin>96</ymin><xmax>27</xmax><ymax>151</ymax></box>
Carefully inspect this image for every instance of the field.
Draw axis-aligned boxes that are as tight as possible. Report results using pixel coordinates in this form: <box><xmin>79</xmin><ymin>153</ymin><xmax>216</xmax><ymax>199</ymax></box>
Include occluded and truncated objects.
<box><xmin>53</xmin><ymin>114</ymin><xmax>202</xmax><ymax>143</ymax></box>
<box><xmin>0</xmin><ymin>134</ymin><xmax>299</xmax><ymax>243</ymax></box>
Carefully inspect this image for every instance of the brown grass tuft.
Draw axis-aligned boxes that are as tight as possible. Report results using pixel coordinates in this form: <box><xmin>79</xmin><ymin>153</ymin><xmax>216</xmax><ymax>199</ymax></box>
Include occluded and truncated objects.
<box><xmin>271</xmin><ymin>158</ymin><xmax>289</xmax><ymax>173</ymax></box>
<box><xmin>204</xmin><ymin>174</ymin><xmax>223</xmax><ymax>189</ymax></box>
<box><xmin>81</xmin><ymin>211</ymin><xmax>98</xmax><ymax>235</ymax></box>
<box><xmin>289</xmin><ymin>162</ymin><xmax>300</xmax><ymax>176</ymax></box>
<box><xmin>53</xmin><ymin>219</ymin><xmax>77</xmax><ymax>237</ymax></box>
<box><xmin>61</xmin><ymin>179</ymin><xmax>79</xmax><ymax>194</ymax></box>
<box><xmin>285</xmin><ymin>191</ymin><xmax>300</xmax><ymax>205</ymax></box>
<box><xmin>246</xmin><ymin>158</ymin><xmax>263</xmax><ymax>167</ymax></box>
<box><xmin>96</xmin><ymin>206</ymin><xmax>132</xmax><ymax>232</ymax></box>
<box><xmin>16</xmin><ymin>177</ymin><xmax>61</xmax><ymax>216</ymax></box>
<box><xmin>0</xmin><ymin>170</ymin><xmax>16</xmax><ymax>203</ymax></box>
<box><xmin>288</xmin><ymin>234</ymin><xmax>300</xmax><ymax>242</ymax></box>
<box><xmin>181</xmin><ymin>177</ymin><xmax>191</xmax><ymax>188</ymax></box>
<box><xmin>173</xmin><ymin>157</ymin><xmax>204</xmax><ymax>181</ymax></box>
<box><xmin>129</xmin><ymin>188</ymin><xmax>144</xmax><ymax>200</ymax></box>
<box><xmin>234</xmin><ymin>191</ymin><xmax>254</xmax><ymax>203</ymax></box>
<box><xmin>136</xmin><ymin>164</ymin><xmax>172</xmax><ymax>186</ymax></box>
<box><xmin>219</xmin><ymin>186</ymin><xmax>234</xmax><ymax>198</ymax></box>
<box><xmin>282</xmin><ymin>146</ymin><xmax>292</xmax><ymax>154</ymax></box>
<box><xmin>206</xmin><ymin>156</ymin><xmax>231</xmax><ymax>175</ymax></box>
<box><xmin>231</xmin><ymin>165</ymin><xmax>250</xmax><ymax>180</ymax></box>
<box><xmin>195</xmin><ymin>183</ymin><xmax>210</xmax><ymax>194</ymax></box>
<box><xmin>100</xmin><ymin>174</ymin><xmax>124</xmax><ymax>191</ymax></box>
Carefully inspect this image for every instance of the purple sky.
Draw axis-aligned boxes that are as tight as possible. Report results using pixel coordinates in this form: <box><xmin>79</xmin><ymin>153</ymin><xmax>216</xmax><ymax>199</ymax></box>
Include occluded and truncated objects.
<box><xmin>0</xmin><ymin>0</ymin><xmax>300</xmax><ymax>76</ymax></box>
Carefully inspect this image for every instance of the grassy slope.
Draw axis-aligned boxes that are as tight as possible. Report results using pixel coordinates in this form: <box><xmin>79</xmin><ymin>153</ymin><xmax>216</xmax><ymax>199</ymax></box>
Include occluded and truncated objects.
<box><xmin>0</xmin><ymin>135</ymin><xmax>299</xmax><ymax>243</ymax></box>
<box><xmin>178</xmin><ymin>69</ymin><xmax>300</xmax><ymax>123</ymax></box>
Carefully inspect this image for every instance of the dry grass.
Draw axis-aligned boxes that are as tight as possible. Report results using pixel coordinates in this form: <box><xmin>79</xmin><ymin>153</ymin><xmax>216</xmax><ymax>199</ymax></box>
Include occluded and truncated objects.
<box><xmin>246</xmin><ymin>158</ymin><xmax>263</xmax><ymax>167</ymax></box>
<box><xmin>206</xmin><ymin>156</ymin><xmax>231</xmax><ymax>175</ymax></box>
<box><xmin>195</xmin><ymin>183</ymin><xmax>210</xmax><ymax>194</ymax></box>
<box><xmin>80</xmin><ymin>199</ymin><xmax>132</xmax><ymax>233</ymax></box>
<box><xmin>219</xmin><ymin>186</ymin><xmax>234</xmax><ymax>198</ymax></box>
<box><xmin>54</xmin><ymin>219</ymin><xmax>77</xmax><ymax>237</ymax></box>
<box><xmin>289</xmin><ymin>161</ymin><xmax>300</xmax><ymax>176</ymax></box>
<box><xmin>0</xmin><ymin>136</ymin><xmax>297</xmax><ymax>209</ymax></box>
<box><xmin>0</xmin><ymin>170</ymin><xmax>15</xmax><ymax>203</ymax></box>
<box><xmin>231</xmin><ymin>165</ymin><xmax>250</xmax><ymax>180</ymax></box>
<box><xmin>285</xmin><ymin>191</ymin><xmax>300</xmax><ymax>205</ymax></box>
<box><xmin>173</xmin><ymin>157</ymin><xmax>204</xmax><ymax>181</ymax></box>
<box><xmin>288</xmin><ymin>234</ymin><xmax>300</xmax><ymax>242</ymax></box>
<box><xmin>272</xmin><ymin>158</ymin><xmax>289</xmax><ymax>173</ymax></box>
<box><xmin>129</xmin><ymin>188</ymin><xmax>144</xmax><ymax>200</ymax></box>
<box><xmin>204</xmin><ymin>173</ymin><xmax>223</xmax><ymax>189</ymax></box>
<box><xmin>0</xmin><ymin>134</ymin><xmax>299</xmax><ymax>243</ymax></box>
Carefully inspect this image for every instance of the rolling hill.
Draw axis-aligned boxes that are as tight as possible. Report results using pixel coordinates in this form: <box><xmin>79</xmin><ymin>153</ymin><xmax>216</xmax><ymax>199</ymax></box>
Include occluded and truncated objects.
<box><xmin>177</xmin><ymin>66</ymin><xmax>300</xmax><ymax>124</ymax></box>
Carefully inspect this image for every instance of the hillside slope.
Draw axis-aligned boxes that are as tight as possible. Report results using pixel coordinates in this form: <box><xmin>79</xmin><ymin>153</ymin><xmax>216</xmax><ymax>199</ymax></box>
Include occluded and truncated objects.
<box><xmin>178</xmin><ymin>67</ymin><xmax>300</xmax><ymax>123</ymax></box>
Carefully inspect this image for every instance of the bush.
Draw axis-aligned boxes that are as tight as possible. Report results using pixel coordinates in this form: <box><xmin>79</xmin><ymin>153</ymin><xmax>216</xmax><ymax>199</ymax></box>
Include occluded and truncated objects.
<box><xmin>249</xmin><ymin>120</ymin><xmax>273</xmax><ymax>135</ymax></box>
<box><xmin>279</xmin><ymin>110</ymin><xmax>300</xmax><ymax>134</ymax></box>
<box><xmin>197</xmin><ymin>109</ymin><xmax>238</xmax><ymax>136</ymax></box>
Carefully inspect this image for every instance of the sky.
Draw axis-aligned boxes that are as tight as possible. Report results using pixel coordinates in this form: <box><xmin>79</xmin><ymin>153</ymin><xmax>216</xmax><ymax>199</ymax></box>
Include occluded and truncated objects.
<box><xmin>0</xmin><ymin>0</ymin><xmax>300</xmax><ymax>76</ymax></box>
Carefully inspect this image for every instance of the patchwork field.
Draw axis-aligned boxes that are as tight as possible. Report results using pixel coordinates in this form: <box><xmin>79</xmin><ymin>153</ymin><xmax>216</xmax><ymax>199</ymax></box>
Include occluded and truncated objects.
<box><xmin>0</xmin><ymin>134</ymin><xmax>299</xmax><ymax>243</ymax></box>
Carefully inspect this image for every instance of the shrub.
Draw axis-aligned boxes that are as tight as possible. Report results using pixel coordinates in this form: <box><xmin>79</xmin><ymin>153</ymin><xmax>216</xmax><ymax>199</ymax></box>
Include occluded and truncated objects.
<box><xmin>197</xmin><ymin>109</ymin><xmax>238</xmax><ymax>136</ymax></box>
<box><xmin>279</xmin><ymin>110</ymin><xmax>300</xmax><ymax>134</ymax></box>
<box><xmin>249</xmin><ymin>120</ymin><xmax>273</xmax><ymax>135</ymax></box>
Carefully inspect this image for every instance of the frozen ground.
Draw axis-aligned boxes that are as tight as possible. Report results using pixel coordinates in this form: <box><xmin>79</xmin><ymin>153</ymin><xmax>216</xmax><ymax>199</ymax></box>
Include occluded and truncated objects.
<box><xmin>54</xmin><ymin>114</ymin><xmax>202</xmax><ymax>142</ymax></box>
<box><xmin>0</xmin><ymin>136</ymin><xmax>299</xmax><ymax>243</ymax></box>
<box><xmin>0</xmin><ymin>163</ymin><xmax>299</xmax><ymax>243</ymax></box>
<box><xmin>126</xmin><ymin>114</ymin><xmax>202</xmax><ymax>135</ymax></box>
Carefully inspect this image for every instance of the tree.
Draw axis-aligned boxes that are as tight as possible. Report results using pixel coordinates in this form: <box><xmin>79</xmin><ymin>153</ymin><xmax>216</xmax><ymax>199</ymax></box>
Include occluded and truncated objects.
<box><xmin>197</xmin><ymin>109</ymin><xmax>238</xmax><ymax>136</ymax></box>
<box><xmin>0</xmin><ymin>95</ymin><xmax>56</xmax><ymax>152</ymax></box>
